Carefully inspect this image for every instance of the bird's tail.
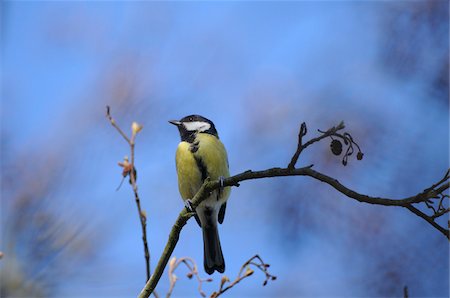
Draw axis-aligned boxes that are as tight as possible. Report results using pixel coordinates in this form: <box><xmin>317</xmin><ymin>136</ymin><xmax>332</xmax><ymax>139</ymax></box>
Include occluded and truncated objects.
<box><xmin>202</xmin><ymin>222</ymin><xmax>225</xmax><ymax>275</ymax></box>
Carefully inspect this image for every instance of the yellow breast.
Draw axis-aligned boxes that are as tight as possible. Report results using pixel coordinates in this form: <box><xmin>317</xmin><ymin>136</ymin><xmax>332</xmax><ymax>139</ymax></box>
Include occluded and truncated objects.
<box><xmin>175</xmin><ymin>133</ymin><xmax>230</xmax><ymax>202</ymax></box>
<box><xmin>175</xmin><ymin>141</ymin><xmax>203</xmax><ymax>200</ymax></box>
<box><xmin>195</xmin><ymin>133</ymin><xmax>230</xmax><ymax>181</ymax></box>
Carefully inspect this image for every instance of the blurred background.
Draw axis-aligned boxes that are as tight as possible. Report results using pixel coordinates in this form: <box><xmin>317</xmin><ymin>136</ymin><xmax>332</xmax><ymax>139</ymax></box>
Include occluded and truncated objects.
<box><xmin>1</xmin><ymin>1</ymin><xmax>449</xmax><ymax>297</ymax></box>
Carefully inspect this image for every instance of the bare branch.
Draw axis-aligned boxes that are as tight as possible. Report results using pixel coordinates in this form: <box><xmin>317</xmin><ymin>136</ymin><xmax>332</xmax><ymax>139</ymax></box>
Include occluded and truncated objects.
<box><xmin>288</xmin><ymin>121</ymin><xmax>363</xmax><ymax>169</ymax></box>
<box><xmin>406</xmin><ymin>205</ymin><xmax>448</xmax><ymax>238</ymax></box>
<box><xmin>422</xmin><ymin>170</ymin><xmax>449</xmax><ymax>221</ymax></box>
<box><xmin>139</xmin><ymin>209</ymin><xmax>193</xmax><ymax>298</ymax></box>
<box><xmin>210</xmin><ymin>255</ymin><xmax>276</xmax><ymax>298</ymax></box>
<box><xmin>138</xmin><ymin>120</ymin><xmax>449</xmax><ymax>298</ymax></box>
<box><xmin>424</xmin><ymin>169</ymin><xmax>449</xmax><ymax>193</ymax></box>
<box><xmin>431</xmin><ymin>206</ymin><xmax>449</xmax><ymax>220</ymax></box>
<box><xmin>139</xmin><ymin>166</ymin><xmax>449</xmax><ymax>297</ymax></box>
<box><xmin>106</xmin><ymin>106</ymin><xmax>155</xmax><ymax>296</ymax></box>
<box><xmin>166</xmin><ymin>257</ymin><xmax>212</xmax><ymax>298</ymax></box>
<box><xmin>106</xmin><ymin>106</ymin><xmax>131</xmax><ymax>144</ymax></box>
<box><xmin>288</xmin><ymin>122</ymin><xmax>307</xmax><ymax>169</ymax></box>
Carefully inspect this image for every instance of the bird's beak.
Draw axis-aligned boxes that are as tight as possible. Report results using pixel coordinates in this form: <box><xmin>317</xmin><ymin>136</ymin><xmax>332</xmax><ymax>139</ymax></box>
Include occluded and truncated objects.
<box><xmin>168</xmin><ymin>120</ymin><xmax>181</xmax><ymax>126</ymax></box>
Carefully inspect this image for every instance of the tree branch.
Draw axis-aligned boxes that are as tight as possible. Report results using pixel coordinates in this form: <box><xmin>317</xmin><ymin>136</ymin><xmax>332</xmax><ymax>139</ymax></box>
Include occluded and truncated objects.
<box><xmin>137</xmin><ymin>121</ymin><xmax>449</xmax><ymax>297</ymax></box>
<box><xmin>210</xmin><ymin>254</ymin><xmax>276</xmax><ymax>298</ymax></box>
<box><xmin>106</xmin><ymin>107</ymin><xmax>154</xmax><ymax>293</ymax></box>
<box><xmin>166</xmin><ymin>256</ymin><xmax>212</xmax><ymax>298</ymax></box>
<box><xmin>106</xmin><ymin>106</ymin><xmax>131</xmax><ymax>144</ymax></box>
<box><xmin>406</xmin><ymin>205</ymin><xmax>448</xmax><ymax>238</ymax></box>
<box><xmin>139</xmin><ymin>209</ymin><xmax>192</xmax><ymax>298</ymax></box>
<box><xmin>221</xmin><ymin>167</ymin><xmax>449</xmax><ymax>207</ymax></box>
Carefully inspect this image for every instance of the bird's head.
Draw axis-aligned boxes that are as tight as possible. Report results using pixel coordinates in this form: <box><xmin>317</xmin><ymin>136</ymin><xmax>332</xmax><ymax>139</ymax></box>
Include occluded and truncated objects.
<box><xmin>169</xmin><ymin>115</ymin><xmax>218</xmax><ymax>142</ymax></box>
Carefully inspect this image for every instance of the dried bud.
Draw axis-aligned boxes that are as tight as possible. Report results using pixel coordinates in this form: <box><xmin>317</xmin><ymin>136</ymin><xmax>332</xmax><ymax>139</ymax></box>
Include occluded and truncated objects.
<box><xmin>140</xmin><ymin>210</ymin><xmax>147</xmax><ymax>221</ymax></box>
<box><xmin>330</xmin><ymin>139</ymin><xmax>343</xmax><ymax>155</ymax></box>
<box><xmin>186</xmin><ymin>272</ymin><xmax>193</xmax><ymax>279</ymax></box>
<box><xmin>271</xmin><ymin>276</ymin><xmax>277</xmax><ymax>280</ymax></box>
<box><xmin>118</xmin><ymin>157</ymin><xmax>129</xmax><ymax>168</ymax></box>
<box><xmin>132</xmin><ymin>122</ymin><xmax>143</xmax><ymax>135</ymax></box>
<box><xmin>263</xmin><ymin>280</ymin><xmax>268</xmax><ymax>286</ymax></box>
<box><xmin>118</xmin><ymin>156</ymin><xmax>133</xmax><ymax>177</ymax></box>
<box><xmin>357</xmin><ymin>152</ymin><xmax>364</xmax><ymax>160</ymax></box>
<box><xmin>245</xmin><ymin>267</ymin><xmax>254</xmax><ymax>276</ymax></box>
<box><xmin>169</xmin><ymin>257</ymin><xmax>177</xmax><ymax>269</ymax></box>
<box><xmin>220</xmin><ymin>275</ymin><xmax>230</xmax><ymax>288</ymax></box>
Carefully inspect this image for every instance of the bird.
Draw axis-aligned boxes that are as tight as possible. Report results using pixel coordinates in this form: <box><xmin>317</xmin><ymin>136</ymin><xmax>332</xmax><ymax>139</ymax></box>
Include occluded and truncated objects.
<box><xmin>169</xmin><ymin>115</ymin><xmax>230</xmax><ymax>274</ymax></box>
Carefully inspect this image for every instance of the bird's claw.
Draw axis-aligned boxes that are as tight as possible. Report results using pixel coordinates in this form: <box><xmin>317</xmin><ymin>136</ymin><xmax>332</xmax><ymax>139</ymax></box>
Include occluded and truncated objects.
<box><xmin>218</xmin><ymin>176</ymin><xmax>225</xmax><ymax>196</ymax></box>
<box><xmin>184</xmin><ymin>199</ymin><xmax>195</xmax><ymax>212</ymax></box>
<box><xmin>219</xmin><ymin>176</ymin><xmax>225</xmax><ymax>188</ymax></box>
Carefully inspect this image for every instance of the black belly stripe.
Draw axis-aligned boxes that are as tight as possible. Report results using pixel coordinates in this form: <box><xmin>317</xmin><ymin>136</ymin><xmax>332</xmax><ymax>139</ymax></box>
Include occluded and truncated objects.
<box><xmin>194</xmin><ymin>155</ymin><xmax>208</xmax><ymax>181</ymax></box>
<box><xmin>190</xmin><ymin>141</ymin><xmax>200</xmax><ymax>153</ymax></box>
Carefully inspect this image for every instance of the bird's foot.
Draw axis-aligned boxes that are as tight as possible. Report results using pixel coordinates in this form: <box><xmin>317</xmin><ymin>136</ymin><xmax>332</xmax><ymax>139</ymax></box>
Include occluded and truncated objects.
<box><xmin>218</xmin><ymin>176</ymin><xmax>225</xmax><ymax>196</ymax></box>
<box><xmin>184</xmin><ymin>199</ymin><xmax>195</xmax><ymax>212</ymax></box>
<box><xmin>219</xmin><ymin>176</ymin><xmax>225</xmax><ymax>188</ymax></box>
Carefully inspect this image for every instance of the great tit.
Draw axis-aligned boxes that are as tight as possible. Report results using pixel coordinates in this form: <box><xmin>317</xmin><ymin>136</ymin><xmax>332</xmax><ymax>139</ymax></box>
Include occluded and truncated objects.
<box><xmin>169</xmin><ymin>115</ymin><xmax>230</xmax><ymax>274</ymax></box>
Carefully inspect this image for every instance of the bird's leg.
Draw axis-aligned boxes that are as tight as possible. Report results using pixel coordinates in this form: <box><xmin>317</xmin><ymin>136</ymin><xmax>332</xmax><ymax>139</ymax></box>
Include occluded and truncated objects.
<box><xmin>218</xmin><ymin>176</ymin><xmax>225</xmax><ymax>198</ymax></box>
<box><xmin>184</xmin><ymin>199</ymin><xmax>195</xmax><ymax>212</ymax></box>
<box><xmin>219</xmin><ymin>176</ymin><xmax>225</xmax><ymax>188</ymax></box>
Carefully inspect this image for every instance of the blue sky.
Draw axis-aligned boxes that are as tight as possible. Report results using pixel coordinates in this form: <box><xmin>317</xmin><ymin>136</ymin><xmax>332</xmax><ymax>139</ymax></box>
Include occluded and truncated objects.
<box><xmin>1</xmin><ymin>1</ymin><xmax>449</xmax><ymax>297</ymax></box>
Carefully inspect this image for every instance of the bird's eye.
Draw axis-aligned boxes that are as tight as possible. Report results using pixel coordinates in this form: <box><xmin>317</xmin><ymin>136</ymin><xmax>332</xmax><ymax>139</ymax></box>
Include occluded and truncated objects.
<box><xmin>188</xmin><ymin>117</ymin><xmax>193</xmax><ymax>121</ymax></box>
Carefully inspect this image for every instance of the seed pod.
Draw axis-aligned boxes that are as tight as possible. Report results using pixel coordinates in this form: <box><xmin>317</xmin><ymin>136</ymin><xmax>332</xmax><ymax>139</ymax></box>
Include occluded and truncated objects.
<box><xmin>330</xmin><ymin>139</ymin><xmax>343</xmax><ymax>155</ymax></box>
<box><xmin>357</xmin><ymin>152</ymin><xmax>364</xmax><ymax>160</ymax></box>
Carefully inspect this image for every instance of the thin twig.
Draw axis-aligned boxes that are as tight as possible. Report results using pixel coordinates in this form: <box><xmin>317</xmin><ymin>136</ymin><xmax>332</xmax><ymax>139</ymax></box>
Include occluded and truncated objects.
<box><xmin>210</xmin><ymin>255</ymin><xmax>276</xmax><ymax>298</ymax></box>
<box><xmin>288</xmin><ymin>121</ymin><xmax>352</xmax><ymax>169</ymax></box>
<box><xmin>106</xmin><ymin>106</ymin><xmax>131</xmax><ymax>143</ymax></box>
<box><xmin>432</xmin><ymin>207</ymin><xmax>449</xmax><ymax>219</ymax></box>
<box><xmin>306</xmin><ymin>121</ymin><xmax>345</xmax><ymax>152</ymax></box>
<box><xmin>106</xmin><ymin>106</ymin><xmax>157</xmax><ymax>297</ymax></box>
<box><xmin>424</xmin><ymin>169</ymin><xmax>449</xmax><ymax>193</ymax></box>
<box><xmin>166</xmin><ymin>257</ymin><xmax>212</xmax><ymax>298</ymax></box>
<box><xmin>406</xmin><ymin>205</ymin><xmax>448</xmax><ymax>238</ymax></box>
<box><xmin>422</xmin><ymin>170</ymin><xmax>449</xmax><ymax>220</ymax></box>
<box><xmin>139</xmin><ymin>209</ymin><xmax>192</xmax><ymax>298</ymax></box>
<box><xmin>288</xmin><ymin>122</ymin><xmax>307</xmax><ymax>170</ymax></box>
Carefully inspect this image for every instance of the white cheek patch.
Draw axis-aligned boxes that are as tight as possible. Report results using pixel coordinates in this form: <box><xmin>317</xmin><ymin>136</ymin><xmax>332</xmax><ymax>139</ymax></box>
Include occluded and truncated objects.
<box><xmin>183</xmin><ymin>121</ymin><xmax>211</xmax><ymax>132</ymax></box>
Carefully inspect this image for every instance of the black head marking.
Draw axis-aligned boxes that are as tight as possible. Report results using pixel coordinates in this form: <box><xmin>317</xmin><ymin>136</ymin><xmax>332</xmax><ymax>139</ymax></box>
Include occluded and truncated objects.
<box><xmin>169</xmin><ymin>114</ymin><xmax>219</xmax><ymax>143</ymax></box>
